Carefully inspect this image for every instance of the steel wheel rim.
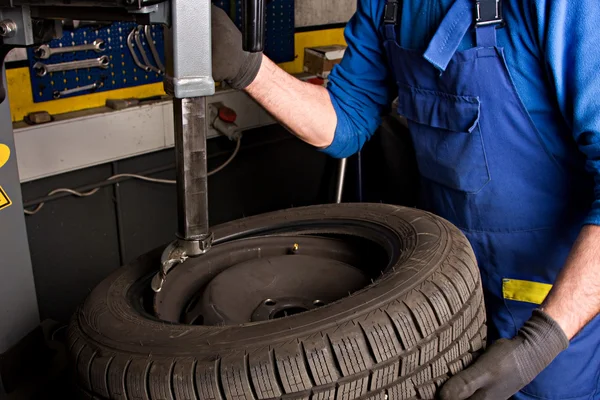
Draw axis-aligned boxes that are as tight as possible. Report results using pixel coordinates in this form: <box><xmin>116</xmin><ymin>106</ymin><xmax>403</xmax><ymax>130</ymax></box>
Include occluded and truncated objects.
<box><xmin>136</xmin><ymin>219</ymin><xmax>401</xmax><ymax>326</ymax></box>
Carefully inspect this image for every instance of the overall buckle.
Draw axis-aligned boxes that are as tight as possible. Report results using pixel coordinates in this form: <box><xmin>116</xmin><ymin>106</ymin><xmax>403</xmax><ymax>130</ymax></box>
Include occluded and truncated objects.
<box><xmin>475</xmin><ymin>0</ymin><xmax>503</xmax><ymax>27</ymax></box>
<box><xmin>384</xmin><ymin>0</ymin><xmax>399</xmax><ymax>25</ymax></box>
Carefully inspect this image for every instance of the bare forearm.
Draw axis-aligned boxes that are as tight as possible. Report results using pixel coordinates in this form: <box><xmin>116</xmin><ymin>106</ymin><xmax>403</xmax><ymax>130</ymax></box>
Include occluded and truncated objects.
<box><xmin>542</xmin><ymin>225</ymin><xmax>600</xmax><ymax>339</ymax></box>
<box><xmin>245</xmin><ymin>55</ymin><xmax>337</xmax><ymax>148</ymax></box>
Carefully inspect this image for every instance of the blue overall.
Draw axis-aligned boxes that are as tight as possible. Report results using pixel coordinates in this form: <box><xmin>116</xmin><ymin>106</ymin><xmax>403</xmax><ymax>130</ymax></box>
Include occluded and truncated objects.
<box><xmin>382</xmin><ymin>0</ymin><xmax>600</xmax><ymax>398</ymax></box>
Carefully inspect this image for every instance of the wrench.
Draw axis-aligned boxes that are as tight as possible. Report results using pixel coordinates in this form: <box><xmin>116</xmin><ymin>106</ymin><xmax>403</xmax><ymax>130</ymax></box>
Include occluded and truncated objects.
<box><xmin>53</xmin><ymin>81</ymin><xmax>103</xmax><ymax>99</ymax></box>
<box><xmin>134</xmin><ymin>26</ymin><xmax>163</xmax><ymax>75</ymax></box>
<box><xmin>144</xmin><ymin>25</ymin><xmax>165</xmax><ymax>73</ymax></box>
<box><xmin>34</xmin><ymin>39</ymin><xmax>105</xmax><ymax>60</ymax></box>
<box><xmin>33</xmin><ymin>55</ymin><xmax>110</xmax><ymax>77</ymax></box>
<box><xmin>127</xmin><ymin>28</ymin><xmax>151</xmax><ymax>72</ymax></box>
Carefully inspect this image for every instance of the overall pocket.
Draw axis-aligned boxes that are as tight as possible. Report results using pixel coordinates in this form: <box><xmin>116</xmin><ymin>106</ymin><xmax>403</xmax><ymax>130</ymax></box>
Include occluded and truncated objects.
<box><xmin>396</xmin><ymin>84</ymin><xmax>490</xmax><ymax>194</ymax></box>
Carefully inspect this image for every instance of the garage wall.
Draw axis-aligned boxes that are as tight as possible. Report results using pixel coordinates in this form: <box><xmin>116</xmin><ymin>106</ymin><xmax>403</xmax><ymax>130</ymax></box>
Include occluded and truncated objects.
<box><xmin>295</xmin><ymin>0</ymin><xmax>357</xmax><ymax>27</ymax></box>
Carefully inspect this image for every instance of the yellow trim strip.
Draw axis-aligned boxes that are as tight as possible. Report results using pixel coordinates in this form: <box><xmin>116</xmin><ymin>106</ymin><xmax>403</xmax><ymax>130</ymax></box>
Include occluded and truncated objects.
<box><xmin>7</xmin><ymin>66</ymin><xmax>165</xmax><ymax>122</ymax></box>
<box><xmin>502</xmin><ymin>278</ymin><xmax>552</xmax><ymax>305</ymax></box>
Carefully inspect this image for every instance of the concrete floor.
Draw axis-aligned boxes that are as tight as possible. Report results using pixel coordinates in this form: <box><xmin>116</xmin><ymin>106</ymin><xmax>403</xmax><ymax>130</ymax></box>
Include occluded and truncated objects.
<box><xmin>5</xmin><ymin>322</ymin><xmax>74</xmax><ymax>400</ymax></box>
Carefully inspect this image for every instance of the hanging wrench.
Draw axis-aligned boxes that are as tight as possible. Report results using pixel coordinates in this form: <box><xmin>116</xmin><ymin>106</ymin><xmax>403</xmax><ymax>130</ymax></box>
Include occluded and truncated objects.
<box><xmin>33</xmin><ymin>55</ymin><xmax>110</xmax><ymax>77</ymax></box>
<box><xmin>134</xmin><ymin>26</ymin><xmax>163</xmax><ymax>75</ymax></box>
<box><xmin>144</xmin><ymin>25</ymin><xmax>165</xmax><ymax>73</ymax></box>
<box><xmin>127</xmin><ymin>28</ymin><xmax>151</xmax><ymax>72</ymax></box>
<box><xmin>34</xmin><ymin>39</ymin><xmax>106</xmax><ymax>60</ymax></box>
<box><xmin>52</xmin><ymin>81</ymin><xmax>103</xmax><ymax>99</ymax></box>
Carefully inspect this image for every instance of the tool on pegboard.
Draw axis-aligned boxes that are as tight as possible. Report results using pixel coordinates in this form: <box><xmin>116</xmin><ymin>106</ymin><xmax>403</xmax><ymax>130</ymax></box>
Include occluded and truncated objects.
<box><xmin>144</xmin><ymin>25</ymin><xmax>165</xmax><ymax>72</ymax></box>
<box><xmin>127</xmin><ymin>25</ymin><xmax>164</xmax><ymax>75</ymax></box>
<box><xmin>34</xmin><ymin>39</ymin><xmax>106</xmax><ymax>60</ymax></box>
<box><xmin>53</xmin><ymin>81</ymin><xmax>103</xmax><ymax>99</ymax></box>
<box><xmin>33</xmin><ymin>56</ymin><xmax>110</xmax><ymax>77</ymax></box>
<box><xmin>27</xmin><ymin>22</ymin><xmax>166</xmax><ymax>102</ymax></box>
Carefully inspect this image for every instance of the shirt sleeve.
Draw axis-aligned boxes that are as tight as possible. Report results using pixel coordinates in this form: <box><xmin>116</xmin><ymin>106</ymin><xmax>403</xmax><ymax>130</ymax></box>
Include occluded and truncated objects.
<box><xmin>535</xmin><ymin>0</ymin><xmax>600</xmax><ymax>225</ymax></box>
<box><xmin>321</xmin><ymin>0</ymin><xmax>397</xmax><ymax>159</ymax></box>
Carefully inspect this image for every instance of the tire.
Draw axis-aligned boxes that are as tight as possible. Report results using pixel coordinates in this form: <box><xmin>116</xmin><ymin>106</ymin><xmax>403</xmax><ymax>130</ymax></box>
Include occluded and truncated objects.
<box><xmin>67</xmin><ymin>204</ymin><xmax>486</xmax><ymax>400</ymax></box>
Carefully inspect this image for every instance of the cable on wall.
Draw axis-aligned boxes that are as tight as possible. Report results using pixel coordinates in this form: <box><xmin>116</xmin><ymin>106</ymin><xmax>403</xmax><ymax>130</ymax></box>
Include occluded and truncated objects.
<box><xmin>24</xmin><ymin>136</ymin><xmax>242</xmax><ymax>216</ymax></box>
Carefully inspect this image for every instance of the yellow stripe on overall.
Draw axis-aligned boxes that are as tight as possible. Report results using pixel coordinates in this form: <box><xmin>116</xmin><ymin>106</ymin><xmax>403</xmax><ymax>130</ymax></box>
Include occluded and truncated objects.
<box><xmin>502</xmin><ymin>278</ymin><xmax>553</xmax><ymax>305</ymax></box>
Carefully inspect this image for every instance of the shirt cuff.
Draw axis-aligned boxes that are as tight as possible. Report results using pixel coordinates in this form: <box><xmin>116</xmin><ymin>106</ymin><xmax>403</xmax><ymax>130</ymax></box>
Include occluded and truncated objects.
<box><xmin>319</xmin><ymin>91</ymin><xmax>360</xmax><ymax>159</ymax></box>
<box><xmin>583</xmin><ymin>200</ymin><xmax>600</xmax><ymax>226</ymax></box>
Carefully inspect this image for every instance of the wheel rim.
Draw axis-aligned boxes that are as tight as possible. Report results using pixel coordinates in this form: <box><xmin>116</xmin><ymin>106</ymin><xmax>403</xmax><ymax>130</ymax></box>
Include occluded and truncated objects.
<box><xmin>146</xmin><ymin>220</ymin><xmax>401</xmax><ymax>325</ymax></box>
<box><xmin>187</xmin><ymin>250</ymin><xmax>369</xmax><ymax>325</ymax></box>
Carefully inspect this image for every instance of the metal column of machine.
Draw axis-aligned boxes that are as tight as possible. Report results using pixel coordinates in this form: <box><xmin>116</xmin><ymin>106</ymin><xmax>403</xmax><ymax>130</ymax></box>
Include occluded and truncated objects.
<box><xmin>151</xmin><ymin>0</ymin><xmax>215</xmax><ymax>292</ymax></box>
<box><xmin>0</xmin><ymin>7</ymin><xmax>45</xmax><ymax>385</ymax></box>
<box><xmin>152</xmin><ymin>0</ymin><xmax>266</xmax><ymax>292</ymax></box>
<box><xmin>0</xmin><ymin>68</ymin><xmax>40</xmax><ymax>379</ymax></box>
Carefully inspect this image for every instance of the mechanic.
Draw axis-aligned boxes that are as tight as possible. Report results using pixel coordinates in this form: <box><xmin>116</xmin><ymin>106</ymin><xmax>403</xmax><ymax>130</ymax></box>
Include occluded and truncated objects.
<box><xmin>210</xmin><ymin>0</ymin><xmax>600</xmax><ymax>399</ymax></box>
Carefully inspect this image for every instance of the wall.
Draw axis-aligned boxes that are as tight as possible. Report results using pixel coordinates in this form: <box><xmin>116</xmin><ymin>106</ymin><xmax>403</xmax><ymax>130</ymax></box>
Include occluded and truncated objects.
<box><xmin>295</xmin><ymin>0</ymin><xmax>357</xmax><ymax>27</ymax></box>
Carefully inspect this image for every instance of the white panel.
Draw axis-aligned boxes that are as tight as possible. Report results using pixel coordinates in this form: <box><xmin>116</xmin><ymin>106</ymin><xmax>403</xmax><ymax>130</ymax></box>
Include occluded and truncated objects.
<box><xmin>14</xmin><ymin>103</ymin><xmax>170</xmax><ymax>182</ymax></box>
<box><xmin>14</xmin><ymin>90</ymin><xmax>274</xmax><ymax>183</ymax></box>
<box><xmin>295</xmin><ymin>0</ymin><xmax>357</xmax><ymax>27</ymax></box>
<box><xmin>5</xmin><ymin>48</ymin><xmax>28</xmax><ymax>63</ymax></box>
<box><xmin>163</xmin><ymin>100</ymin><xmax>175</xmax><ymax>148</ymax></box>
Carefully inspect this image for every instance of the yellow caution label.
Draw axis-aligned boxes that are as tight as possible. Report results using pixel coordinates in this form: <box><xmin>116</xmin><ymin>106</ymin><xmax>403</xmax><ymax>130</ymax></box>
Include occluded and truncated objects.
<box><xmin>0</xmin><ymin>144</ymin><xmax>9</xmax><ymax>169</ymax></box>
<box><xmin>0</xmin><ymin>186</ymin><xmax>12</xmax><ymax>211</ymax></box>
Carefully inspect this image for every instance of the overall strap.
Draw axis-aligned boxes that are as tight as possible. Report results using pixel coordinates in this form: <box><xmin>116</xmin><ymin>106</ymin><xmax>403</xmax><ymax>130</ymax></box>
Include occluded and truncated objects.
<box><xmin>476</xmin><ymin>25</ymin><xmax>497</xmax><ymax>47</ymax></box>
<box><xmin>383</xmin><ymin>0</ymin><xmax>400</xmax><ymax>41</ymax></box>
<box><xmin>423</xmin><ymin>0</ymin><xmax>503</xmax><ymax>72</ymax></box>
<box><xmin>475</xmin><ymin>0</ymin><xmax>502</xmax><ymax>47</ymax></box>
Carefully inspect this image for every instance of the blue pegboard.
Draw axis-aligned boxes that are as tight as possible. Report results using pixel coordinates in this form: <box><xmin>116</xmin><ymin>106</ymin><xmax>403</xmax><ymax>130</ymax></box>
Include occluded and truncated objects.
<box><xmin>28</xmin><ymin>22</ymin><xmax>165</xmax><ymax>103</ymax></box>
<box><xmin>28</xmin><ymin>0</ymin><xmax>294</xmax><ymax>103</ymax></box>
<box><xmin>213</xmin><ymin>0</ymin><xmax>295</xmax><ymax>64</ymax></box>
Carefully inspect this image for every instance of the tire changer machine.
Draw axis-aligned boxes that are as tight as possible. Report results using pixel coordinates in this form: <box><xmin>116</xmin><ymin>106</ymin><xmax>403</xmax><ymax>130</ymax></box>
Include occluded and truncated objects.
<box><xmin>0</xmin><ymin>0</ymin><xmax>264</xmax><ymax>393</ymax></box>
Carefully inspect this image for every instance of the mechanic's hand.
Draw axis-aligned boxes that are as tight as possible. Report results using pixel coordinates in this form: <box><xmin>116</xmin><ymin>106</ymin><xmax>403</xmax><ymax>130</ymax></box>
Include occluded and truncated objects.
<box><xmin>440</xmin><ymin>309</ymin><xmax>569</xmax><ymax>400</ymax></box>
<box><xmin>211</xmin><ymin>5</ymin><xmax>263</xmax><ymax>90</ymax></box>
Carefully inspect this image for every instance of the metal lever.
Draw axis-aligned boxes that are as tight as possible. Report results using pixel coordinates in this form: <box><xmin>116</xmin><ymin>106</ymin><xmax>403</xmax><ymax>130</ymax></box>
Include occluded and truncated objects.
<box><xmin>152</xmin><ymin>0</ymin><xmax>216</xmax><ymax>294</ymax></box>
<box><xmin>242</xmin><ymin>0</ymin><xmax>266</xmax><ymax>52</ymax></box>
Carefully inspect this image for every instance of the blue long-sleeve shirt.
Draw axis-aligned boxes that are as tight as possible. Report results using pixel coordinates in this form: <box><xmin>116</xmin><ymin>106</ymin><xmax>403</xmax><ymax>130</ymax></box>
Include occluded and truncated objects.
<box><xmin>324</xmin><ymin>0</ymin><xmax>600</xmax><ymax>225</ymax></box>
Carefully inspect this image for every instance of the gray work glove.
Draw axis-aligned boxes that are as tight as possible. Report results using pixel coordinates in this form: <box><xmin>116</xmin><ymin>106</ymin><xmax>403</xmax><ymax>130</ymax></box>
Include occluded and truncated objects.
<box><xmin>440</xmin><ymin>309</ymin><xmax>569</xmax><ymax>400</ymax></box>
<box><xmin>211</xmin><ymin>5</ymin><xmax>263</xmax><ymax>90</ymax></box>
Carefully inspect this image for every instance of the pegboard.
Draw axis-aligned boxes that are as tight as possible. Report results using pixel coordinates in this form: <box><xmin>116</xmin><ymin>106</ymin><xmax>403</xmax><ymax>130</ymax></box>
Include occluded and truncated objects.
<box><xmin>27</xmin><ymin>0</ymin><xmax>295</xmax><ymax>103</ymax></box>
<box><xmin>27</xmin><ymin>22</ymin><xmax>165</xmax><ymax>103</ymax></box>
<box><xmin>213</xmin><ymin>0</ymin><xmax>295</xmax><ymax>64</ymax></box>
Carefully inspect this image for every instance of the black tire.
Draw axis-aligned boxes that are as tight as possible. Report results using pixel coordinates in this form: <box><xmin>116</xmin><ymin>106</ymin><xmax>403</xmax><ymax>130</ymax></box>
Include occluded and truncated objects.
<box><xmin>67</xmin><ymin>204</ymin><xmax>486</xmax><ymax>400</ymax></box>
